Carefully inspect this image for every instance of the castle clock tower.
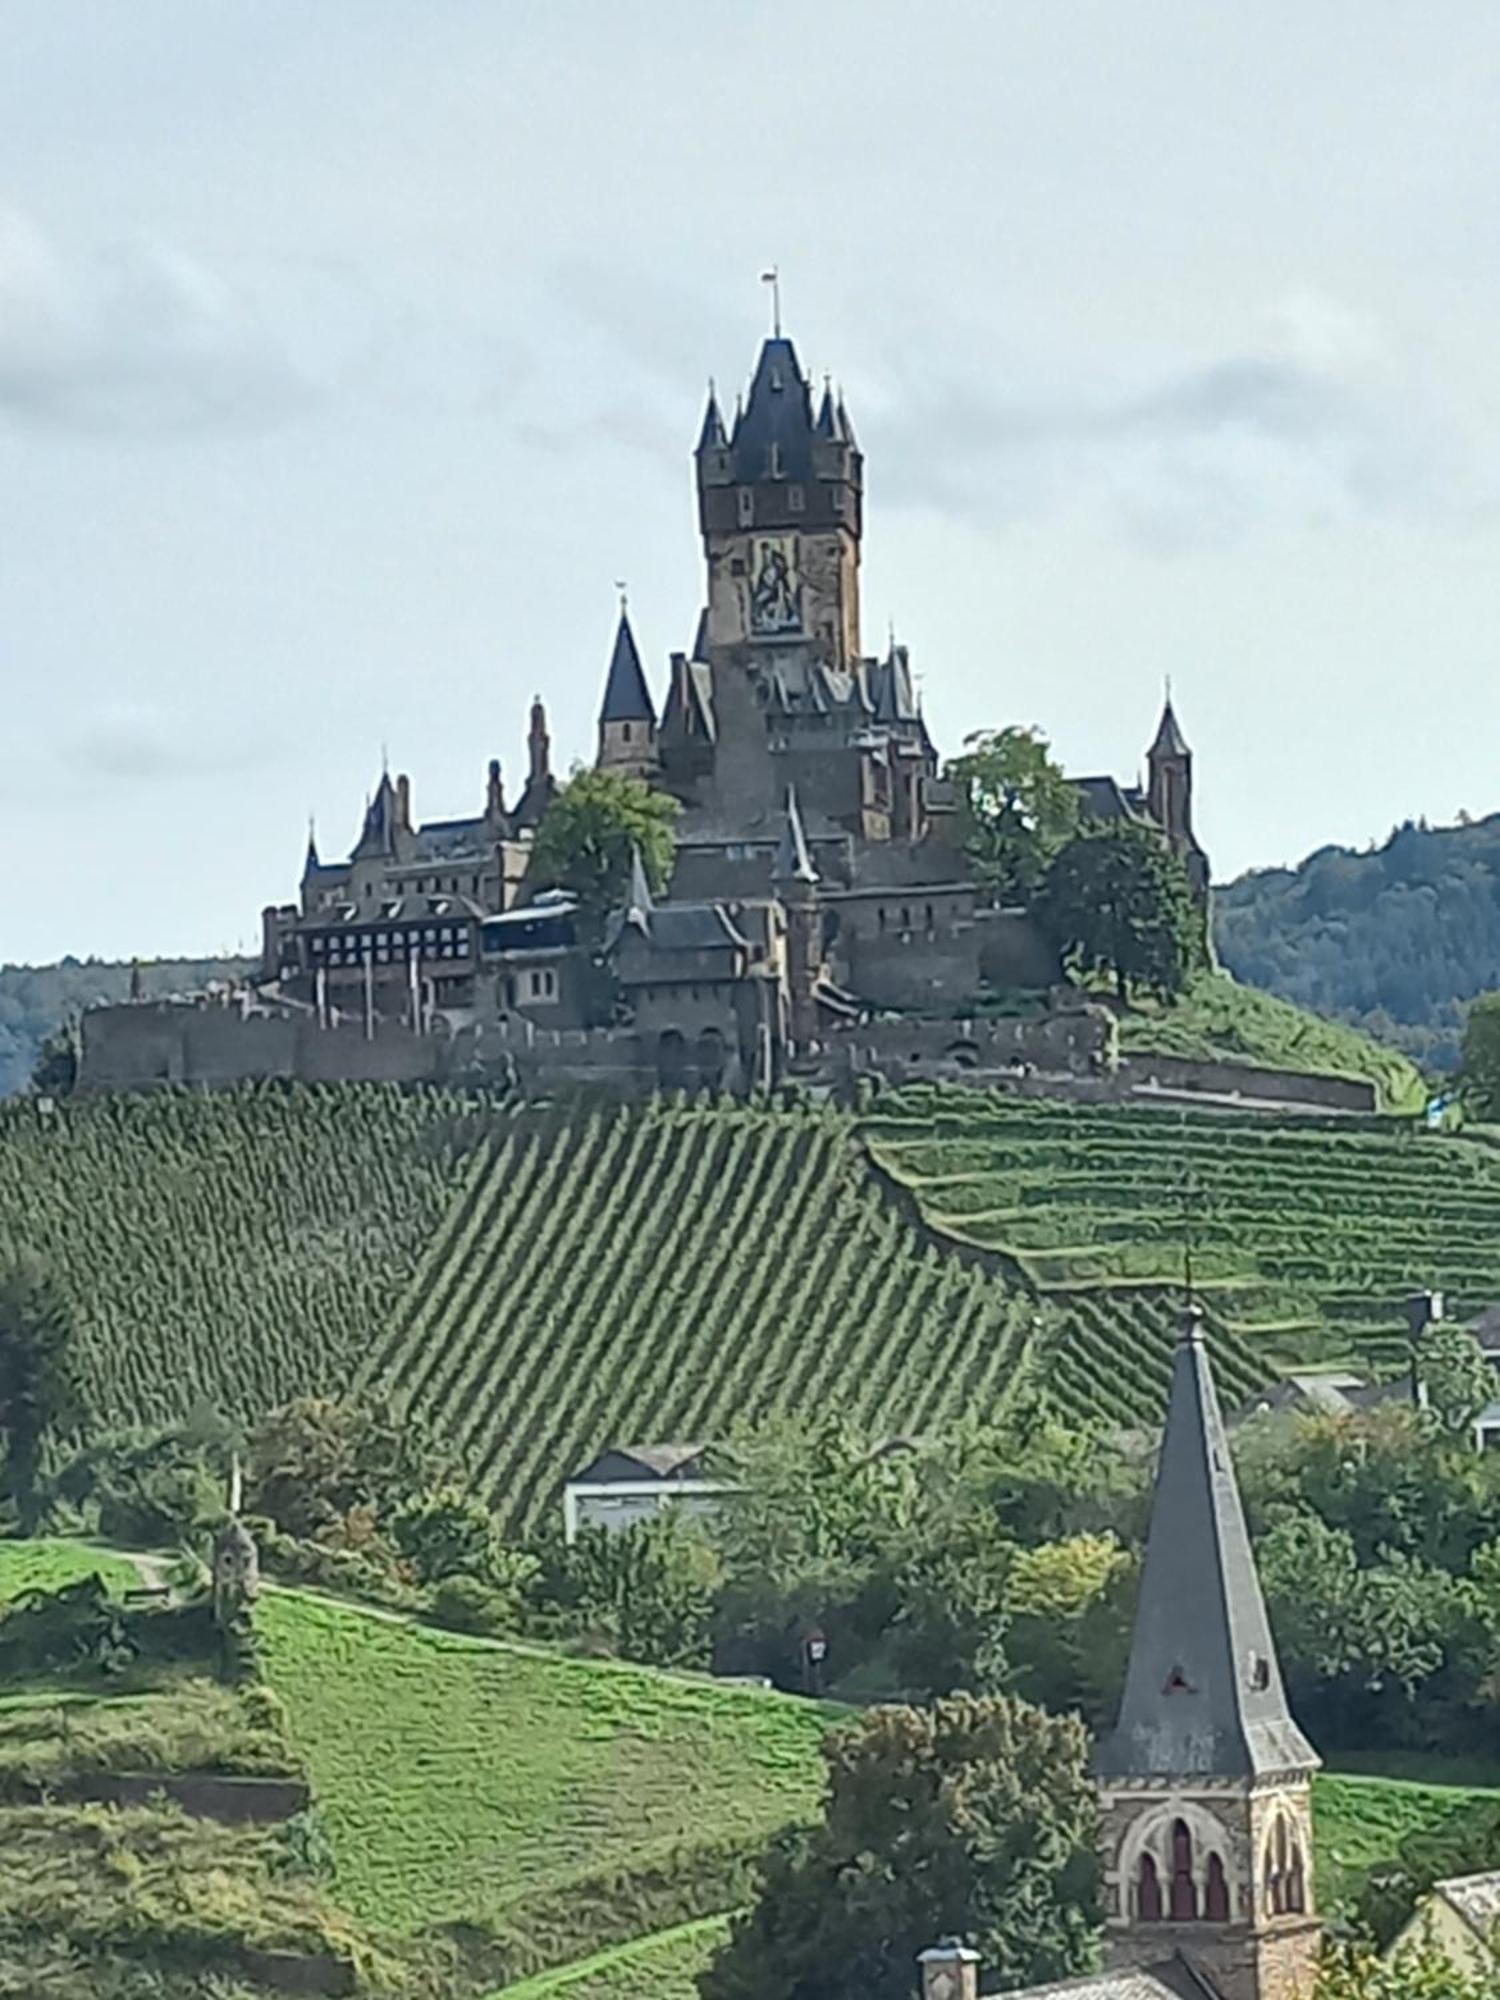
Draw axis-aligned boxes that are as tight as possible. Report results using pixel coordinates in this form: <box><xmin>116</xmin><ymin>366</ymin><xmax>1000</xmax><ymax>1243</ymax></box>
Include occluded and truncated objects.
<box><xmin>694</xmin><ymin>337</ymin><xmax>863</xmax><ymax>672</ymax></box>
<box><xmin>1093</xmin><ymin>1308</ymin><xmax>1322</xmax><ymax>2000</ymax></box>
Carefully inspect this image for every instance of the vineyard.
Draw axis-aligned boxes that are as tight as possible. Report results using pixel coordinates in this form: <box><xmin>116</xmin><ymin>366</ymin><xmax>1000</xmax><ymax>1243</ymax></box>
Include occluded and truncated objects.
<box><xmin>0</xmin><ymin>1084</ymin><xmax>486</xmax><ymax>1435</ymax></box>
<box><xmin>362</xmin><ymin>1099</ymin><xmax>1041</xmax><ymax>1530</ymax></box>
<box><xmin>865</xmin><ymin>1089</ymin><xmax>1500</xmax><ymax>1375</ymax></box>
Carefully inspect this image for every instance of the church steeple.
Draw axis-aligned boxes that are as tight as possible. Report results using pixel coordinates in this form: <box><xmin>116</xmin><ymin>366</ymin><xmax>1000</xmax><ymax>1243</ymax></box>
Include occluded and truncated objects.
<box><xmin>1095</xmin><ymin>1308</ymin><xmax>1316</xmax><ymax>1784</ymax></box>
<box><xmin>1093</xmin><ymin>1309</ymin><xmax>1320</xmax><ymax>2000</ymax></box>
<box><xmin>1145</xmin><ymin>689</ymin><xmax>1208</xmax><ymax>900</ymax></box>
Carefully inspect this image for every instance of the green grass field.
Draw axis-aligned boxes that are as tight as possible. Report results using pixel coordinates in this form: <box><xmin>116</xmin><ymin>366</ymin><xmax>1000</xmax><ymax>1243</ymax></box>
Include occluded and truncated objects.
<box><xmin>1314</xmin><ymin>1770</ymin><xmax>1500</xmax><ymax>1914</ymax></box>
<box><xmin>0</xmin><ymin>1539</ymin><xmax>138</xmax><ymax>1599</ymax></box>
<box><xmin>1121</xmin><ymin>972</ymin><xmax>1427</xmax><ymax>1114</ymax></box>
<box><xmin>257</xmin><ymin>1588</ymin><xmax>831</xmax><ymax>1970</ymax></box>
<box><xmin>485</xmin><ymin>1913</ymin><xmax>733</xmax><ymax>2000</ymax></box>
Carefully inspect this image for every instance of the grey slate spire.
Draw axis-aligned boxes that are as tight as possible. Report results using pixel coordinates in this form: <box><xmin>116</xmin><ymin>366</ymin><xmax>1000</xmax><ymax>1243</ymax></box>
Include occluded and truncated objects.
<box><xmin>772</xmin><ymin>787</ymin><xmax>817</xmax><ymax>886</ymax></box>
<box><xmin>599</xmin><ymin>611</ymin><xmax>656</xmax><ymax>726</ymax></box>
<box><xmin>696</xmin><ymin>383</ymin><xmax>727</xmax><ymax>453</ymax></box>
<box><xmin>1093</xmin><ymin>1309</ymin><xmax>1318</xmax><ymax>1782</ymax></box>
<box><xmin>1150</xmin><ymin>694</ymin><xmax>1189</xmax><ymax>760</ymax></box>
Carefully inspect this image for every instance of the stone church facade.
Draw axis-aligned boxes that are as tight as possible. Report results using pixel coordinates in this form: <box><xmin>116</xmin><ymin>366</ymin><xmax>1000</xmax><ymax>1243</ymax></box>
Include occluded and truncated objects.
<box><xmin>240</xmin><ymin>322</ymin><xmax>1208</xmax><ymax>1092</ymax></box>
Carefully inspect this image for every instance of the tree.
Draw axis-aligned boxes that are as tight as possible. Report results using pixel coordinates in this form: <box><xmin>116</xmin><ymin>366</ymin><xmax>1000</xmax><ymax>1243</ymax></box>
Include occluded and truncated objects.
<box><xmin>1421</xmin><ymin>1326</ymin><xmax>1497</xmax><ymax>1439</ymax></box>
<box><xmin>1315</xmin><ymin>1939</ymin><xmax>1500</xmax><ymax>1999</ymax></box>
<box><xmin>699</xmin><ymin>1693</ymin><xmax>1100</xmax><ymax>2000</ymax></box>
<box><xmin>1460</xmin><ymin>993</ymin><xmax>1500</xmax><ymax>1116</ymax></box>
<box><xmin>529</xmin><ymin>768</ymin><xmax>679</xmax><ymax>924</ymax></box>
<box><xmin>245</xmin><ymin>1395</ymin><xmax>442</xmax><ymax>1541</ymax></box>
<box><xmin>0</xmin><ymin>1259</ymin><xmax>82</xmax><ymax>1534</ymax></box>
<box><xmin>1041</xmin><ymin>818</ymin><xmax>1200</xmax><ymax>1002</ymax></box>
<box><xmin>390</xmin><ymin>1486</ymin><xmax>498</xmax><ymax>1585</ymax></box>
<box><xmin>948</xmin><ymin>727</ymin><xmax>1079</xmax><ymax>902</ymax></box>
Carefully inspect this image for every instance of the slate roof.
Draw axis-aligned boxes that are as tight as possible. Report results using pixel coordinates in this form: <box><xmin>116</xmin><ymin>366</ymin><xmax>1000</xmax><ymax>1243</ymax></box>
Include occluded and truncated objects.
<box><xmin>575</xmin><ymin>1442</ymin><xmax>708</xmax><ymax>1483</ymax></box>
<box><xmin>1150</xmin><ymin>698</ymin><xmax>1190</xmax><ymax>759</ymax></box>
<box><xmin>730</xmin><ymin>336</ymin><xmax>816</xmax><ymax>481</ymax></box>
<box><xmin>1075</xmin><ymin>775</ymin><xmax>1149</xmax><ymax>825</ymax></box>
<box><xmin>1092</xmin><ymin>1308</ymin><xmax>1320</xmax><ymax>1782</ymax></box>
<box><xmin>352</xmin><ymin>773</ymin><xmax>399</xmax><ymax>859</ymax></box>
<box><xmin>992</xmin><ymin>1960</ymin><xmax>1217</xmax><ymax>2000</ymax></box>
<box><xmin>599</xmin><ymin>612</ymin><xmax>656</xmax><ymax>725</ymax></box>
<box><xmin>1436</xmin><ymin>1870</ymin><xmax>1500</xmax><ymax>1941</ymax></box>
<box><xmin>696</xmin><ymin>388</ymin><xmax>727</xmax><ymax>453</ymax></box>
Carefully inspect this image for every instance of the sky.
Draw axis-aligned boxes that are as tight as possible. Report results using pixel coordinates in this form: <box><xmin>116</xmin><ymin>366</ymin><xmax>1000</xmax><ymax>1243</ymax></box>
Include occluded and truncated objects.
<box><xmin>6</xmin><ymin>0</ymin><xmax>1500</xmax><ymax>963</ymax></box>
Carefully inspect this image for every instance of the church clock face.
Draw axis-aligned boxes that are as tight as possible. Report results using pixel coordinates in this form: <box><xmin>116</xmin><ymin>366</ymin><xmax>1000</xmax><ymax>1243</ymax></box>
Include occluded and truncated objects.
<box><xmin>749</xmin><ymin>536</ymin><xmax>803</xmax><ymax>636</ymax></box>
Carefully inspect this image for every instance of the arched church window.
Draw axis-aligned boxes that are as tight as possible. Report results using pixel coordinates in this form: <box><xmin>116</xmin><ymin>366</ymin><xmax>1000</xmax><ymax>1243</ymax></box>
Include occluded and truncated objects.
<box><xmin>1137</xmin><ymin>1853</ymin><xmax>1163</xmax><ymax>1922</ymax></box>
<box><xmin>1287</xmin><ymin>1838</ymin><xmax>1306</xmax><ymax>1915</ymax></box>
<box><xmin>1204</xmin><ymin>1853</ymin><xmax>1229</xmax><ymax>1922</ymax></box>
<box><xmin>1169</xmin><ymin>1819</ymin><xmax>1197</xmax><ymax>1921</ymax></box>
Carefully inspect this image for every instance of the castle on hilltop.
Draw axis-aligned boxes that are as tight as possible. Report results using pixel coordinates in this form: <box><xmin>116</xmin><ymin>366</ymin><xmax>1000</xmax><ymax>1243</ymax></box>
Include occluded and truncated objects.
<box><xmin>89</xmin><ymin>319</ymin><xmax>1210</xmax><ymax>1097</ymax></box>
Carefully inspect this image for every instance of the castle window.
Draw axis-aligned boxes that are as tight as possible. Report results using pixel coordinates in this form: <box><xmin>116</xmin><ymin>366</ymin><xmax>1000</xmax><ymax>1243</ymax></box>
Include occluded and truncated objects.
<box><xmin>737</xmin><ymin>488</ymin><xmax>754</xmax><ymax>526</ymax></box>
<box><xmin>1169</xmin><ymin>1820</ymin><xmax>1197</xmax><ymax>1921</ymax></box>
<box><xmin>788</xmin><ymin>483</ymin><xmax>805</xmax><ymax>513</ymax></box>
<box><xmin>769</xmin><ymin>443</ymin><xmax>784</xmax><ymax>478</ymax></box>
<box><xmin>1204</xmin><ymin>1854</ymin><xmax>1229</xmax><ymax>1922</ymax></box>
<box><xmin>622</xmin><ymin>723</ymin><xmax>632</xmax><ymax>743</ymax></box>
<box><xmin>1287</xmin><ymin>1843</ymin><xmax>1305</xmax><ymax>1914</ymax></box>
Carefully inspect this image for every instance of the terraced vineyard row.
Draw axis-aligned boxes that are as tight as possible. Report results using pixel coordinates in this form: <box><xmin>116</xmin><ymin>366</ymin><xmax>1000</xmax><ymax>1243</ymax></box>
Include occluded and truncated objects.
<box><xmin>865</xmin><ymin>1088</ymin><xmax>1500</xmax><ymax>1370</ymax></box>
<box><xmin>0</xmin><ymin>1084</ymin><xmax>484</xmax><ymax>1433</ymax></box>
<box><xmin>364</xmin><ymin>1101</ymin><xmax>1043</xmax><ymax>1530</ymax></box>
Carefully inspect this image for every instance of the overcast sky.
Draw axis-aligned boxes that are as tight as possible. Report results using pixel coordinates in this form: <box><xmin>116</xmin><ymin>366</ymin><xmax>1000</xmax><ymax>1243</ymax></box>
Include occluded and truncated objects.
<box><xmin>6</xmin><ymin>1</ymin><xmax>1500</xmax><ymax>963</ymax></box>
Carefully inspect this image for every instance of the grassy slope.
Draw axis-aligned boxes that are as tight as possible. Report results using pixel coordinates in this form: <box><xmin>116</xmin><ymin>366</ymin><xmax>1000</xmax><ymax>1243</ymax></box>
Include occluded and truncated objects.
<box><xmin>1121</xmin><ymin>971</ymin><xmax>1427</xmax><ymax>1114</ymax></box>
<box><xmin>0</xmin><ymin>1541</ymin><xmax>138</xmax><ymax>1598</ymax></box>
<box><xmin>485</xmin><ymin>1914</ymin><xmax>733</xmax><ymax>2000</ymax></box>
<box><xmin>1314</xmin><ymin>1771</ymin><xmax>1500</xmax><ymax>1914</ymax></box>
<box><xmin>867</xmin><ymin>1090</ymin><xmax>1500</xmax><ymax>1375</ymax></box>
<box><xmin>257</xmin><ymin>1590</ymin><xmax>830</xmax><ymax>1949</ymax></box>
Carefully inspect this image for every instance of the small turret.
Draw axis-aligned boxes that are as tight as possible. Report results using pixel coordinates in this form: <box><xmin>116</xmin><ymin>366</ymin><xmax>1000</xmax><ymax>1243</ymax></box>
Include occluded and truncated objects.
<box><xmin>696</xmin><ymin>383</ymin><xmax>727</xmax><ymax>454</ymax></box>
<box><xmin>596</xmin><ymin>608</ymin><xmax>659</xmax><ymax>781</ymax></box>
<box><xmin>515</xmin><ymin>697</ymin><xmax>558</xmax><ymax>829</ymax></box>
<box><xmin>486</xmin><ymin>757</ymin><xmax>507</xmax><ymax>829</ymax></box>
<box><xmin>1145</xmin><ymin>689</ymin><xmax>1209</xmax><ymax>899</ymax></box>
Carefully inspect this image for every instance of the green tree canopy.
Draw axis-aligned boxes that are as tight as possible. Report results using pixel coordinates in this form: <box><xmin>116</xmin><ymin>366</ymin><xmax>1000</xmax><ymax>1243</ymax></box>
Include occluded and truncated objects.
<box><xmin>948</xmin><ymin>726</ymin><xmax>1078</xmax><ymax>902</ymax></box>
<box><xmin>699</xmin><ymin>1693</ymin><xmax>1100</xmax><ymax>2000</ymax></box>
<box><xmin>529</xmin><ymin>768</ymin><xmax>679</xmax><ymax>922</ymax></box>
<box><xmin>1421</xmin><ymin>1325</ymin><xmax>1497</xmax><ymax>1438</ymax></box>
<box><xmin>0</xmin><ymin>1258</ymin><xmax>82</xmax><ymax>1533</ymax></box>
<box><xmin>1462</xmin><ymin>992</ymin><xmax>1500</xmax><ymax>1118</ymax></box>
<box><xmin>1041</xmin><ymin>817</ymin><xmax>1200</xmax><ymax>1001</ymax></box>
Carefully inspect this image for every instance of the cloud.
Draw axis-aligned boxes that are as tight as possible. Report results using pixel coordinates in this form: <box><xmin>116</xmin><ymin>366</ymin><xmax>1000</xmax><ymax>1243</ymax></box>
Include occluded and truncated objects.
<box><xmin>0</xmin><ymin>207</ymin><xmax>337</xmax><ymax>437</ymax></box>
<box><xmin>63</xmin><ymin>703</ymin><xmax>278</xmax><ymax>782</ymax></box>
<box><xmin>868</xmin><ymin>294</ymin><xmax>1470</xmax><ymax>548</ymax></box>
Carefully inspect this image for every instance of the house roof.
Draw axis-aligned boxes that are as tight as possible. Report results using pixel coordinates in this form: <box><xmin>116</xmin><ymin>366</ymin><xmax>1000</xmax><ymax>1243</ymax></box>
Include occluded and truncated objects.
<box><xmin>570</xmin><ymin>1442</ymin><xmax>709</xmax><ymax>1484</ymax></box>
<box><xmin>1092</xmin><ymin>1308</ymin><xmax>1319</xmax><ymax>1782</ymax></box>
<box><xmin>1437</xmin><ymin>1870</ymin><xmax>1500</xmax><ymax>1942</ymax></box>
<box><xmin>990</xmin><ymin>1958</ymin><xmax>1218</xmax><ymax>2000</ymax></box>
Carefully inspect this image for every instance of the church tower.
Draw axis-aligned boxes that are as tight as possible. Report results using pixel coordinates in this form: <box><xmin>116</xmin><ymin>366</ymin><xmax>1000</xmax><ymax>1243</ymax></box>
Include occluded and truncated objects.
<box><xmin>695</xmin><ymin>338</ymin><xmax>864</xmax><ymax>671</ymax></box>
<box><xmin>596</xmin><ymin>608</ymin><xmax>659</xmax><ymax>781</ymax></box>
<box><xmin>1093</xmin><ymin>1308</ymin><xmax>1321</xmax><ymax>2000</ymax></box>
<box><xmin>1146</xmin><ymin>696</ymin><xmax>1209</xmax><ymax>898</ymax></box>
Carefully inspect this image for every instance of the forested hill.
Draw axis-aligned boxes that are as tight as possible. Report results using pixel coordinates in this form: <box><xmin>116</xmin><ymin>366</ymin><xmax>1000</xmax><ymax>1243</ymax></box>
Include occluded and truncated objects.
<box><xmin>0</xmin><ymin>957</ymin><xmax>253</xmax><ymax>1097</ymax></box>
<box><xmin>1215</xmin><ymin>813</ymin><xmax>1500</xmax><ymax>1074</ymax></box>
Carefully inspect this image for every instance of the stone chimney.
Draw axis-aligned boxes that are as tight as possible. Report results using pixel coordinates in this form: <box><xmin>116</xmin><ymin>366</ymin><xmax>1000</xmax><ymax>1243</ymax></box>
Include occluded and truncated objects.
<box><xmin>395</xmin><ymin>773</ymin><xmax>413</xmax><ymax>834</ymax></box>
<box><xmin>917</xmin><ymin>1943</ymin><xmax>980</xmax><ymax>2000</ymax></box>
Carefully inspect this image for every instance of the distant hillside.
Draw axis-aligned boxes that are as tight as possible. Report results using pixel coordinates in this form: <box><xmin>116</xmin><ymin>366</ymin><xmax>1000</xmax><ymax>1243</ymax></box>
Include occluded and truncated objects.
<box><xmin>0</xmin><ymin>955</ymin><xmax>253</xmax><ymax>1096</ymax></box>
<box><xmin>1215</xmin><ymin>814</ymin><xmax>1500</xmax><ymax>1073</ymax></box>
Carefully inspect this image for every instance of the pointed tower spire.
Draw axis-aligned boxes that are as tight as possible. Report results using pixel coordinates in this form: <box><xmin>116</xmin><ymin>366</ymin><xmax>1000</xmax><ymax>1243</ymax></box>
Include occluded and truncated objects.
<box><xmin>697</xmin><ymin>381</ymin><xmax>727</xmax><ymax>453</ymax></box>
<box><xmin>598</xmin><ymin>607</ymin><xmax>656</xmax><ymax>727</ymax></box>
<box><xmin>1151</xmin><ymin>685</ymin><xmax>1190</xmax><ymax>760</ymax></box>
<box><xmin>772</xmin><ymin>787</ymin><xmax>818</xmax><ymax>886</ymax></box>
<box><xmin>302</xmin><ymin>817</ymin><xmax>320</xmax><ymax>879</ymax></box>
<box><xmin>815</xmin><ymin>378</ymin><xmax>839</xmax><ymax>439</ymax></box>
<box><xmin>1095</xmin><ymin>1308</ymin><xmax>1317</xmax><ymax>1782</ymax></box>
<box><xmin>627</xmin><ymin>844</ymin><xmax>654</xmax><ymax>919</ymax></box>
